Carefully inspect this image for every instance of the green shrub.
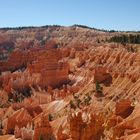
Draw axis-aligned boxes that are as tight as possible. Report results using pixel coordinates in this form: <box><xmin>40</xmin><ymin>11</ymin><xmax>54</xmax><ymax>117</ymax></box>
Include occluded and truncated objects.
<box><xmin>70</xmin><ymin>100</ymin><xmax>76</xmax><ymax>110</ymax></box>
<box><xmin>39</xmin><ymin>134</ymin><xmax>43</xmax><ymax>140</ymax></box>
<box><xmin>84</xmin><ymin>95</ymin><xmax>92</xmax><ymax>106</ymax></box>
<box><xmin>76</xmin><ymin>98</ymin><xmax>82</xmax><ymax>108</ymax></box>
<box><xmin>96</xmin><ymin>82</ymin><xmax>103</xmax><ymax>93</ymax></box>
<box><xmin>48</xmin><ymin>114</ymin><xmax>53</xmax><ymax>121</ymax></box>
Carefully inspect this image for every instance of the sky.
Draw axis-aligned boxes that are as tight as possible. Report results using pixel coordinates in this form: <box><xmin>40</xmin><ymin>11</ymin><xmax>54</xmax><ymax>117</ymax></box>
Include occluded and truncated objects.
<box><xmin>0</xmin><ymin>0</ymin><xmax>140</xmax><ymax>31</ymax></box>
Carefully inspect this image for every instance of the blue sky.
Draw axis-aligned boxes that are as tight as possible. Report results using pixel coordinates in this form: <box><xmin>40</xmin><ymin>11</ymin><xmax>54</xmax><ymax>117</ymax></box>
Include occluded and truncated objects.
<box><xmin>0</xmin><ymin>0</ymin><xmax>139</xmax><ymax>31</ymax></box>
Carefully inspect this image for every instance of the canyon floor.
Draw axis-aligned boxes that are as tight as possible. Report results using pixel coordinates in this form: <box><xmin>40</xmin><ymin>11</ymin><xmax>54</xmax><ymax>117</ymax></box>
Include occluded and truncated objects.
<box><xmin>0</xmin><ymin>25</ymin><xmax>140</xmax><ymax>140</ymax></box>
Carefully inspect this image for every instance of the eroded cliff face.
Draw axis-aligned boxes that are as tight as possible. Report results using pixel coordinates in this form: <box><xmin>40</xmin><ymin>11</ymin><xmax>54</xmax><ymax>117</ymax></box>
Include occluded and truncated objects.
<box><xmin>0</xmin><ymin>26</ymin><xmax>140</xmax><ymax>140</ymax></box>
<box><xmin>0</xmin><ymin>42</ymin><xmax>69</xmax><ymax>100</ymax></box>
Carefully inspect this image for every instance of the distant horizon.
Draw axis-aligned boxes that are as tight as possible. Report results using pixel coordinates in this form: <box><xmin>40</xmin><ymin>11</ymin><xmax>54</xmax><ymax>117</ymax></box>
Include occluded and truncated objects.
<box><xmin>0</xmin><ymin>24</ymin><xmax>140</xmax><ymax>32</ymax></box>
<box><xmin>0</xmin><ymin>0</ymin><xmax>140</xmax><ymax>31</ymax></box>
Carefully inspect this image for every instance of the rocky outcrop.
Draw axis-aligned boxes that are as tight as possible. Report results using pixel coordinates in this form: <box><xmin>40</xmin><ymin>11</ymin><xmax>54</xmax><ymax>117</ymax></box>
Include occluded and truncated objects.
<box><xmin>4</xmin><ymin>105</ymin><xmax>42</xmax><ymax>135</ymax></box>
<box><xmin>14</xmin><ymin>124</ymin><xmax>34</xmax><ymax>140</ymax></box>
<box><xmin>28</xmin><ymin>49</ymin><xmax>69</xmax><ymax>89</ymax></box>
<box><xmin>0</xmin><ymin>43</ymin><xmax>69</xmax><ymax>95</ymax></box>
<box><xmin>93</xmin><ymin>66</ymin><xmax>112</xmax><ymax>86</ymax></box>
<box><xmin>33</xmin><ymin>114</ymin><xmax>55</xmax><ymax>140</ymax></box>
<box><xmin>4</xmin><ymin>108</ymin><xmax>32</xmax><ymax>134</ymax></box>
<box><xmin>0</xmin><ymin>50</ymin><xmax>27</xmax><ymax>72</ymax></box>
<box><xmin>69</xmin><ymin>112</ymin><xmax>104</xmax><ymax>140</ymax></box>
<box><xmin>57</xmin><ymin>125</ymin><xmax>69</xmax><ymax>140</ymax></box>
<box><xmin>1</xmin><ymin>26</ymin><xmax>140</xmax><ymax>140</ymax></box>
<box><xmin>115</xmin><ymin>99</ymin><xmax>134</xmax><ymax>118</ymax></box>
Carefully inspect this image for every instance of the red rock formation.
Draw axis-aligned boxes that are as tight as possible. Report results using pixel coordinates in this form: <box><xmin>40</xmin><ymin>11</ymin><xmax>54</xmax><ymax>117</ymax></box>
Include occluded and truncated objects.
<box><xmin>4</xmin><ymin>105</ymin><xmax>42</xmax><ymax>135</ymax></box>
<box><xmin>57</xmin><ymin>125</ymin><xmax>69</xmax><ymax>140</ymax></box>
<box><xmin>0</xmin><ymin>46</ymin><xmax>69</xmax><ymax>96</ymax></box>
<box><xmin>115</xmin><ymin>99</ymin><xmax>134</xmax><ymax>118</ymax></box>
<box><xmin>14</xmin><ymin>124</ymin><xmax>34</xmax><ymax>140</ymax></box>
<box><xmin>1</xmin><ymin>26</ymin><xmax>140</xmax><ymax>140</ymax></box>
<box><xmin>93</xmin><ymin>66</ymin><xmax>112</xmax><ymax>85</ymax></box>
<box><xmin>0</xmin><ymin>50</ymin><xmax>26</xmax><ymax>72</ymax></box>
<box><xmin>45</xmin><ymin>40</ymin><xmax>58</xmax><ymax>49</ymax></box>
<box><xmin>107</xmin><ymin>115</ymin><xmax>123</xmax><ymax>128</ymax></box>
<box><xmin>28</xmin><ymin>49</ymin><xmax>69</xmax><ymax>89</ymax></box>
<box><xmin>33</xmin><ymin>114</ymin><xmax>55</xmax><ymax>140</ymax></box>
<box><xmin>69</xmin><ymin>112</ymin><xmax>104</xmax><ymax>140</ymax></box>
<box><xmin>4</xmin><ymin>108</ymin><xmax>32</xmax><ymax>134</ymax></box>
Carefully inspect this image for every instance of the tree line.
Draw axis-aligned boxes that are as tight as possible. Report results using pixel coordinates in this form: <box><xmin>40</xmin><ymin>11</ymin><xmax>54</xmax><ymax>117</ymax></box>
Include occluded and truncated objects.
<box><xmin>109</xmin><ymin>34</ymin><xmax>140</xmax><ymax>44</ymax></box>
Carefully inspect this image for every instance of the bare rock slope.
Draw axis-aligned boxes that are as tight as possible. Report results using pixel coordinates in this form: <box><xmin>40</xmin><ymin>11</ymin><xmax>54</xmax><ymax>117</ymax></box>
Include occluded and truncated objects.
<box><xmin>0</xmin><ymin>25</ymin><xmax>140</xmax><ymax>140</ymax></box>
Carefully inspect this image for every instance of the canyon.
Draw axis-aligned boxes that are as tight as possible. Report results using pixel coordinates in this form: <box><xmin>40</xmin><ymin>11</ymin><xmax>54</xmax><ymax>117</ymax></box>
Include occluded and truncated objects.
<box><xmin>0</xmin><ymin>25</ymin><xmax>140</xmax><ymax>140</ymax></box>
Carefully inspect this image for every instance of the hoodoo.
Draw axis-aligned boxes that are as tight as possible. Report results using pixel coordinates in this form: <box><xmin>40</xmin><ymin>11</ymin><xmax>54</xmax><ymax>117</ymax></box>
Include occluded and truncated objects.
<box><xmin>0</xmin><ymin>25</ymin><xmax>140</xmax><ymax>140</ymax></box>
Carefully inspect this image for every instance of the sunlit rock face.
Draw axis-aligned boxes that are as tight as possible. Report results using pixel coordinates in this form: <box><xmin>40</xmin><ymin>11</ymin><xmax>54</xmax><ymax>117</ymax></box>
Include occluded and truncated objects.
<box><xmin>1</xmin><ymin>26</ymin><xmax>140</xmax><ymax>140</ymax></box>
<box><xmin>0</xmin><ymin>41</ymin><xmax>70</xmax><ymax>98</ymax></box>
<box><xmin>3</xmin><ymin>105</ymin><xmax>42</xmax><ymax>135</ymax></box>
<box><xmin>93</xmin><ymin>66</ymin><xmax>112</xmax><ymax>85</ymax></box>
<box><xmin>4</xmin><ymin>108</ymin><xmax>32</xmax><ymax>134</ymax></box>
<box><xmin>28</xmin><ymin>48</ymin><xmax>69</xmax><ymax>89</ymax></box>
<box><xmin>33</xmin><ymin>114</ymin><xmax>56</xmax><ymax>140</ymax></box>
<box><xmin>68</xmin><ymin>112</ymin><xmax>104</xmax><ymax>140</ymax></box>
<box><xmin>115</xmin><ymin>99</ymin><xmax>134</xmax><ymax>119</ymax></box>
